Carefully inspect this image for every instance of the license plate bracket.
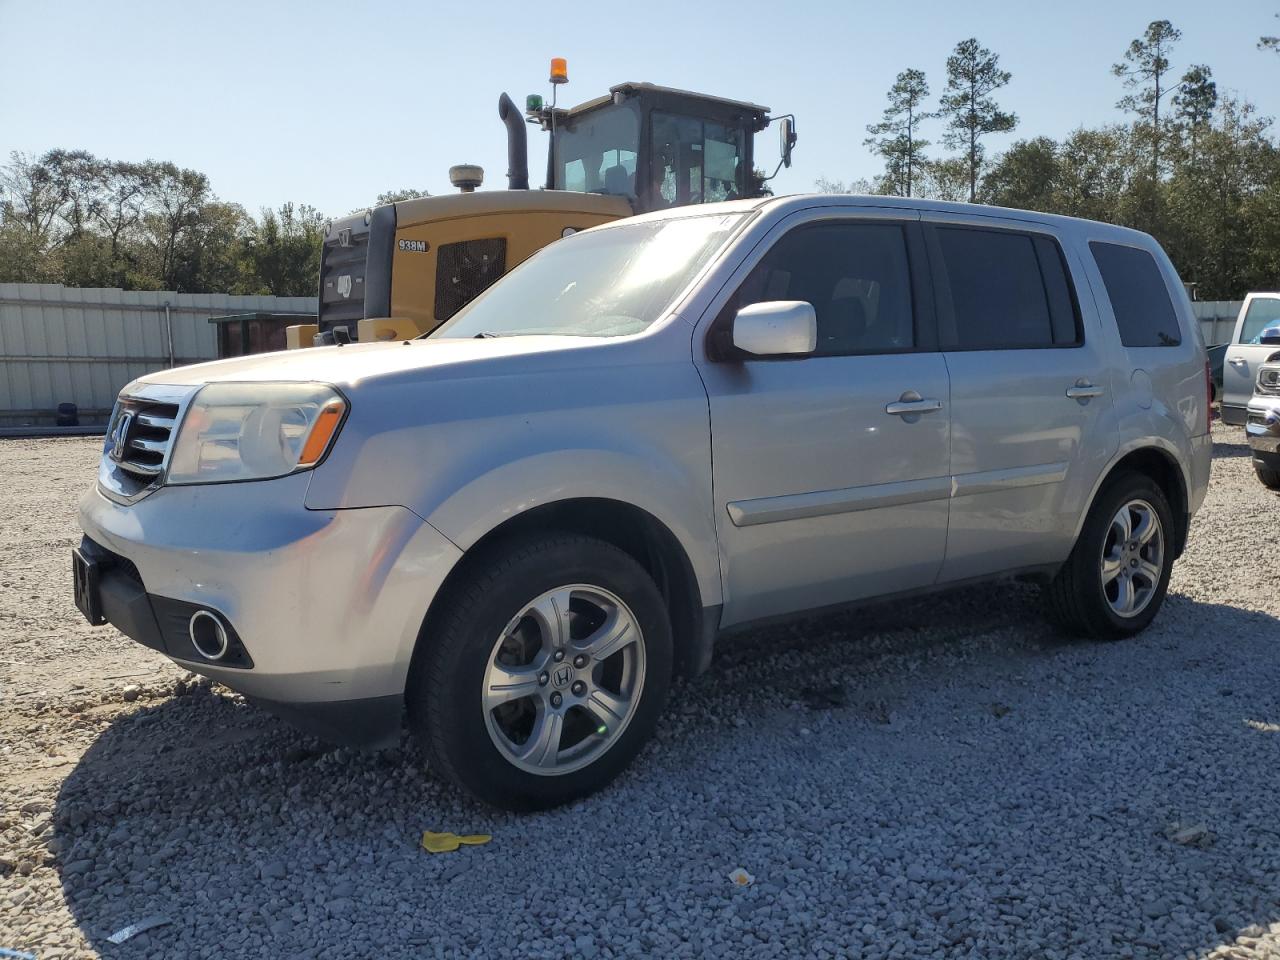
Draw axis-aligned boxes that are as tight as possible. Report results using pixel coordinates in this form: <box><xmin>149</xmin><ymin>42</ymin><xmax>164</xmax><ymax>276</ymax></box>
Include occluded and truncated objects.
<box><xmin>72</xmin><ymin>548</ymin><xmax>106</xmax><ymax>626</ymax></box>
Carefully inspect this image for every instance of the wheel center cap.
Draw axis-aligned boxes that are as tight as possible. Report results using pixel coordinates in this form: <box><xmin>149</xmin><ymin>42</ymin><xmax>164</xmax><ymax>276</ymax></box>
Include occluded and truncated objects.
<box><xmin>551</xmin><ymin>663</ymin><xmax>574</xmax><ymax>690</ymax></box>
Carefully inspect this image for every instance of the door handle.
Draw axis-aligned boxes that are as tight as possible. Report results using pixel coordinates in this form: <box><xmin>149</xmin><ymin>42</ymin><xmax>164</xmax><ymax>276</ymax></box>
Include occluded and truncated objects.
<box><xmin>1228</xmin><ymin>357</ymin><xmax>1247</xmax><ymax>367</ymax></box>
<box><xmin>1065</xmin><ymin>381</ymin><xmax>1104</xmax><ymax>399</ymax></box>
<box><xmin>885</xmin><ymin>390</ymin><xmax>943</xmax><ymax>417</ymax></box>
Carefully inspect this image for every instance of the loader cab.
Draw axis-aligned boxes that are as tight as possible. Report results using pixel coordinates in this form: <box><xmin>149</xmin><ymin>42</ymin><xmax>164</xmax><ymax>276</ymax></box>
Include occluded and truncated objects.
<box><xmin>298</xmin><ymin>78</ymin><xmax>793</xmax><ymax>349</ymax></box>
<box><xmin>545</xmin><ymin>83</ymin><xmax>774</xmax><ymax>214</ymax></box>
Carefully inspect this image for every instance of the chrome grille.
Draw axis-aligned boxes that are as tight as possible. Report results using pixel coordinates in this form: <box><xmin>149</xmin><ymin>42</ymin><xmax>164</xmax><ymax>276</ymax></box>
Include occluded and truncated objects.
<box><xmin>97</xmin><ymin>384</ymin><xmax>197</xmax><ymax>505</ymax></box>
<box><xmin>110</xmin><ymin>399</ymin><xmax>179</xmax><ymax>480</ymax></box>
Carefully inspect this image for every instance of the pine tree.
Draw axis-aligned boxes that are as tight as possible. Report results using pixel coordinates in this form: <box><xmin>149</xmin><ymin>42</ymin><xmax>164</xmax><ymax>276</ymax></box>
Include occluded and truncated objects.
<box><xmin>938</xmin><ymin>39</ymin><xmax>1017</xmax><ymax>202</ymax></box>
<box><xmin>863</xmin><ymin>69</ymin><xmax>933</xmax><ymax>197</ymax></box>
<box><xmin>1113</xmin><ymin>19</ymin><xmax>1182</xmax><ymax>180</ymax></box>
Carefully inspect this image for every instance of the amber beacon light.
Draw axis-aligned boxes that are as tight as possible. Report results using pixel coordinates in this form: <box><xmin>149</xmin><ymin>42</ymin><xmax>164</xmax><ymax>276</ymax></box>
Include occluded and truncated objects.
<box><xmin>550</xmin><ymin>57</ymin><xmax>568</xmax><ymax>84</ymax></box>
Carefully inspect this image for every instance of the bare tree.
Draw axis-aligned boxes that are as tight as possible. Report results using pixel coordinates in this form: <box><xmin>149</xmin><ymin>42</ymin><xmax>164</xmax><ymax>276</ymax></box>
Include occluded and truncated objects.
<box><xmin>0</xmin><ymin>152</ymin><xmax>65</xmax><ymax>253</ymax></box>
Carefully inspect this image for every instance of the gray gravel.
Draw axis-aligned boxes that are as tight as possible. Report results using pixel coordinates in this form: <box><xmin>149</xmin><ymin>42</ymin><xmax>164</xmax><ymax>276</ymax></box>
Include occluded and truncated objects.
<box><xmin>2</xmin><ymin>428</ymin><xmax>1280</xmax><ymax>959</ymax></box>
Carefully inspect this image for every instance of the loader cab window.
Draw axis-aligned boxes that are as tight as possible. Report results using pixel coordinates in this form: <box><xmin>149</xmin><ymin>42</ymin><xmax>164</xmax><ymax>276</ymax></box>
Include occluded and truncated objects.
<box><xmin>554</xmin><ymin>102</ymin><xmax>640</xmax><ymax>198</ymax></box>
<box><xmin>650</xmin><ymin>113</ymin><xmax>745</xmax><ymax>208</ymax></box>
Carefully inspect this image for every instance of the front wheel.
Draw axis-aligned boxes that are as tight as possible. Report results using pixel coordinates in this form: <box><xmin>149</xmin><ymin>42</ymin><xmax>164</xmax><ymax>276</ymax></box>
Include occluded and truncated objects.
<box><xmin>1045</xmin><ymin>471</ymin><xmax>1175</xmax><ymax>640</ymax></box>
<box><xmin>408</xmin><ymin>534</ymin><xmax>672</xmax><ymax>811</ymax></box>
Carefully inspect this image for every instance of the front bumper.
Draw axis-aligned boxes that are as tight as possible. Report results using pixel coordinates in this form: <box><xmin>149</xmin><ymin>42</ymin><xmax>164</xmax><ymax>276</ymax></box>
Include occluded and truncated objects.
<box><xmin>1246</xmin><ymin>396</ymin><xmax>1280</xmax><ymax>468</ymax></box>
<box><xmin>77</xmin><ymin>472</ymin><xmax>462</xmax><ymax>746</ymax></box>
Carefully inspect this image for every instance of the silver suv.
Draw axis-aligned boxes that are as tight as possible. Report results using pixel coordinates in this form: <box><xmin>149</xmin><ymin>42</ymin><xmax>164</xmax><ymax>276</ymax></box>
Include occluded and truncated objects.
<box><xmin>75</xmin><ymin>196</ymin><xmax>1213</xmax><ymax>810</ymax></box>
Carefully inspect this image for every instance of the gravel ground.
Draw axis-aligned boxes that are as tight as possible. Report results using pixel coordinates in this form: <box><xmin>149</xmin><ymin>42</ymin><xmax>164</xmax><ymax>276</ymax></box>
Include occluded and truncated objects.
<box><xmin>1</xmin><ymin>429</ymin><xmax>1279</xmax><ymax>959</ymax></box>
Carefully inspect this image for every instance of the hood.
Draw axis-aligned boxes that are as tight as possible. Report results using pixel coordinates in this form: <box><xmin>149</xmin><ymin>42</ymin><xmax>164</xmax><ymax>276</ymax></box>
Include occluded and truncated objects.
<box><xmin>133</xmin><ymin>336</ymin><xmax>600</xmax><ymax>390</ymax></box>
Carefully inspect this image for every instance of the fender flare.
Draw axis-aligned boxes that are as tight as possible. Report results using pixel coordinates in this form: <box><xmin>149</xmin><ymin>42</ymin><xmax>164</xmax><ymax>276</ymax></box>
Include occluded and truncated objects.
<box><xmin>1070</xmin><ymin>436</ymin><xmax>1191</xmax><ymax>550</ymax></box>
<box><xmin>421</xmin><ymin>447</ymin><xmax>723</xmax><ymax>610</ymax></box>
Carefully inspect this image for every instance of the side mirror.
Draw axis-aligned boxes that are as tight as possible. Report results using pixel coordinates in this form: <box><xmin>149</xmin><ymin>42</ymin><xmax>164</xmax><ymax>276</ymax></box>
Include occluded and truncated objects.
<box><xmin>1260</xmin><ymin>323</ymin><xmax>1280</xmax><ymax>345</ymax></box>
<box><xmin>731</xmin><ymin>301</ymin><xmax>816</xmax><ymax>357</ymax></box>
<box><xmin>778</xmin><ymin>117</ymin><xmax>797</xmax><ymax>169</ymax></box>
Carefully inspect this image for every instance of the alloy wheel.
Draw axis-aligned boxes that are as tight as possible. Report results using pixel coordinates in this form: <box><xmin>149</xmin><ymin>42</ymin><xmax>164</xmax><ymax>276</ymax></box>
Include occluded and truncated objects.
<box><xmin>481</xmin><ymin>584</ymin><xmax>646</xmax><ymax>776</ymax></box>
<box><xmin>1100</xmin><ymin>498</ymin><xmax>1165</xmax><ymax>618</ymax></box>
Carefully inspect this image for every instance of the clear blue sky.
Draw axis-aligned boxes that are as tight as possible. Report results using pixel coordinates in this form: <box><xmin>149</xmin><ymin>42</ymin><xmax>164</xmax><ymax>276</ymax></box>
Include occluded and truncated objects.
<box><xmin>2</xmin><ymin>0</ymin><xmax>1277</xmax><ymax>217</ymax></box>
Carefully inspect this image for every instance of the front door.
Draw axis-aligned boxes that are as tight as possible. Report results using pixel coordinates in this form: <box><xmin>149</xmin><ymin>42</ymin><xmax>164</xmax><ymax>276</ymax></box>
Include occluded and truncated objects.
<box><xmin>695</xmin><ymin>215</ymin><xmax>952</xmax><ymax>627</ymax></box>
<box><xmin>1223</xmin><ymin>294</ymin><xmax>1280</xmax><ymax>424</ymax></box>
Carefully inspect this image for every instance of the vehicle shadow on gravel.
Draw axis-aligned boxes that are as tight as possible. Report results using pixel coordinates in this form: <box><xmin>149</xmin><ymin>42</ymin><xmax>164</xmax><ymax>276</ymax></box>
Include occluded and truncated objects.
<box><xmin>54</xmin><ymin>583</ymin><xmax>1280</xmax><ymax>959</ymax></box>
<box><xmin>1212</xmin><ymin>434</ymin><xmax>1252</xmax><ymax>458</ymax></box>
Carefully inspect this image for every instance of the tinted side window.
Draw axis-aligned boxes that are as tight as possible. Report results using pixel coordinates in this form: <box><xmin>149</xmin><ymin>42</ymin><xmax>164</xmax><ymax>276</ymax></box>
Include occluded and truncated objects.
<box><xmin>730</xmin><ymin>222</ymin><xmax>915</xmax><ymax>356</ymax></box>
<box><xmin>936</xmin><ymin>227</ymin><xmax>1076</xmax><ymax>350</ymax></box>
<box><xmin>1089</xmin><ymin>241</ymin><xmax>1181</xmax><ymax>347</ymax></box>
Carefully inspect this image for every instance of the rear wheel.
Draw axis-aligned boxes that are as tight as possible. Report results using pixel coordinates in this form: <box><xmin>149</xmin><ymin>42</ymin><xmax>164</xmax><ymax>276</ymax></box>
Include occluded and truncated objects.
<box><xmin>1256</xmin><ymin>463</ymin><xmax>1280</xmax><ymax>490</ymax></box>
<box><xmin>1046</xmin><ymin>471</ymin><xmax>1174</xmax><ymax>640</ymax></box>
<box><xmin>408</xmin><ymin>534</ymin><xmax>672</xmax><ymax>811</ymax></box>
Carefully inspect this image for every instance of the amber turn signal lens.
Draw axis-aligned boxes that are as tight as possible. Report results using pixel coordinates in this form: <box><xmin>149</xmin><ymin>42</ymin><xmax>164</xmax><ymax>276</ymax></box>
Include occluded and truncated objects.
<box><xmin>298</xmin><ymin>399</ymin><xmax>345</xmax><ymax>467</ymax></box>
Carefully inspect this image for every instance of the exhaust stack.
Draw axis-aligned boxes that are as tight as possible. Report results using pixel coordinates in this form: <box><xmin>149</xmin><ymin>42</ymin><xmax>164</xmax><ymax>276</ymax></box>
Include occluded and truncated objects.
<box><xmin>498</xmin><ymin>92</ymin><xmax>529</xmax><ymax>190</ymax></box>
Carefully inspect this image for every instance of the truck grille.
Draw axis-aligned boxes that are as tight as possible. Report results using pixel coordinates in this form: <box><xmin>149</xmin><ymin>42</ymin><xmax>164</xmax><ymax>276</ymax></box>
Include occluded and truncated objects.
<box><xmin>109</xmin><ymin>398</ymin><xmax>180</xmax><ymax>482</ymax></box>
<box><xmin>316</xmin><ymin>205</ymin><xmax>395</xmax><ymax>342</ymax></box>
<box><xmin>319</xmin><ymin>227</ymin><xmax>369</xmax><ymax>333</ymax></box>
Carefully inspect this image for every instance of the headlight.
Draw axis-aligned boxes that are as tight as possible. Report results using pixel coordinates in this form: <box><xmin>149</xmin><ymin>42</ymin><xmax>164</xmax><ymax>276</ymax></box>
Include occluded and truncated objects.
<box><xmin>166</xmin><ymin>382</ymin><xmax>347</xmax><ymax>485</ymax></box>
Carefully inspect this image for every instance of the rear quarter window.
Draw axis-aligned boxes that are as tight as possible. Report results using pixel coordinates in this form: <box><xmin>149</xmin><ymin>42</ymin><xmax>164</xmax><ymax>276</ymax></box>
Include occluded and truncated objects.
<box><xmin>1090</xmin><ymin>241</ymin><xmax>1181</xmax><ymax>347</ymax></box>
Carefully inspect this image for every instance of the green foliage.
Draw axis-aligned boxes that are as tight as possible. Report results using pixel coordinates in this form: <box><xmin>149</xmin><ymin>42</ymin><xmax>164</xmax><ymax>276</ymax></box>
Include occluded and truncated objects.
<box><xmin>837</xmin><ymin>20</ymin><xmax>1280</xmax><ymax>298</ymax></box>
<box><xmin>0</xmin><ymin>150</ymin><xmax>340</xmax><ymax>296</ymax></box>
<box><xmin>1259</xmin><ymin>12</ymin><xmax>1279</xmax><ymax>55</ymax></box>
<box><xmin>978</xmin><ymin>97</ymin><xmax>1280</xmax><ymax>299</ymax></box>
<box><xmin>240</xmin><ymin>203</ymin><xmax>325</xmax><ymax>296</ymax></box>
<box><xmin>373</xmin><ymin>188</ymin><xmax>431</xmax><ymax>206</ymax></box>
<box><xmin>939</xmin><ymin>38</ymin><xmax>1017</xmax><ymax>201</ymax></box>
<box><xmin>750</xmin><ymin>169</ymin><xmax>774</xmax><ymax>197</ymax></box>
<box><xmin>864</xmin><ymin>69</ymin><xmax>933</xmax><ymax>197</ymax></box>
<box><xmin>813</xmin><ymin>177</ymin><xmax>877</xmax><ymax>195</ymax></box>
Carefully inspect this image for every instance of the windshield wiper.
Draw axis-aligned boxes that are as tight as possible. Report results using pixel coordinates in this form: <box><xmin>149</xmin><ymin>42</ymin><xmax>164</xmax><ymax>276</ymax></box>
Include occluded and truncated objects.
<box><xmin>473</xmin><ymin>332</ymin><xmax>502</xmax><ymax>339</ymax></box>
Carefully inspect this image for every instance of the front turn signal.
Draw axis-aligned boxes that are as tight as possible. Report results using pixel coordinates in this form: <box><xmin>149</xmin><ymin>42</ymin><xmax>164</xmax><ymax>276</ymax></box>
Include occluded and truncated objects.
<box><xmin>298</xmin><ymin>399</ymin><xmax>346</xmax><ymax>467</ymax></box>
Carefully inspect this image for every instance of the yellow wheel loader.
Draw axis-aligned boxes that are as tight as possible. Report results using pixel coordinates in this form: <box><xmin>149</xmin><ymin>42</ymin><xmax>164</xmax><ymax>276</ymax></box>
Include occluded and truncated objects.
<box><xmin>288</xmin><ymin>65</ymin><xmax>796</xmax><ymax>348</ymax></box>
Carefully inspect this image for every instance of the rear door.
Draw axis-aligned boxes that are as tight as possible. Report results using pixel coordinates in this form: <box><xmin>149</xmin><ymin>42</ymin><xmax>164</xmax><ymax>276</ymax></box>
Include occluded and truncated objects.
<box><xmin>1223</xmin><ymin>294</ymin><xmax>1280</xmax><ymax>423</ymax></box>
<box><xmin>922</xmin><ymin>216</ymin><xmax>1118</xmax><ymax>581</ymax></box>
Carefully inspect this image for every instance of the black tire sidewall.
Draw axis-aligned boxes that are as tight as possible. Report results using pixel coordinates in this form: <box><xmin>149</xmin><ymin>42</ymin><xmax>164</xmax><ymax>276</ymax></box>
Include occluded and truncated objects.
<box><xmin>1074</xmin><ymin>472</ymin><xmax>1175</xmax><ymax>637</ymax></box>
<box><xmin>418</xmin><ymin>537</ymin><xmax>673</xmax><ymax>810</ymax></box>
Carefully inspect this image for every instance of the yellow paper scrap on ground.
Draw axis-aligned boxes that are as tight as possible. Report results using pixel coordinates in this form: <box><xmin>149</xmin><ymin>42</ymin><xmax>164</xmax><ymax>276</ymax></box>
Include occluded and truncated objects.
<box><xmin>421</xmin><ymin>830</ymin><xmax>492</xmax><ymax>854</ymax></box>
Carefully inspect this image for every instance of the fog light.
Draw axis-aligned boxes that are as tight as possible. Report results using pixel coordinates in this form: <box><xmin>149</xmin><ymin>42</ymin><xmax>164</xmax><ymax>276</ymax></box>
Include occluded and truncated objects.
<box><xmin>188</xmin><ymin>610</ymin><xmax>229</xmax><ymax>661</ymax></box>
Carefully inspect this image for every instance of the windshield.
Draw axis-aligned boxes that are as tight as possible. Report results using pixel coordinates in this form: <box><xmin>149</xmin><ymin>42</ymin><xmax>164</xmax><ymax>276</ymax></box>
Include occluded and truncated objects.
<box><xmin>431</xmin><ymin>214</ymin><xmax>743</xmax><ymax>339</ymax></box>
<box><xmin>554</xmin><ymin>102</ymin><xmax>640</xmax><ymax>197</ymax></box>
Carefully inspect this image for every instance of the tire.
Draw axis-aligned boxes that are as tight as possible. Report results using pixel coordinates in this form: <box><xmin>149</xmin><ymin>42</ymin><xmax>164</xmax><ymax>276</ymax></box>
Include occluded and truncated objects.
<box><xmin>1257</xmin><ymin>464</ymin><xmax>1280</xmax><ymax>490</ymax></box>
<box><xmin>1045</xmin><ymin>471</ymin><xmax>1175</xmax><ymax>640</ymax></box>
<box><xmin>407</xmin><ymin>534</ymin><xmax>673</xmax><ymax>811</ymax></box>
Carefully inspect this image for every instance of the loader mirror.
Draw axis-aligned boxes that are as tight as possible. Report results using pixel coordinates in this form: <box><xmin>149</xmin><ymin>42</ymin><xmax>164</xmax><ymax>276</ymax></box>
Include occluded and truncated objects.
<box><xmin>778</xmin><ymin>117</ymin><xmax>796</xmax><ymax>169</ymax></box>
